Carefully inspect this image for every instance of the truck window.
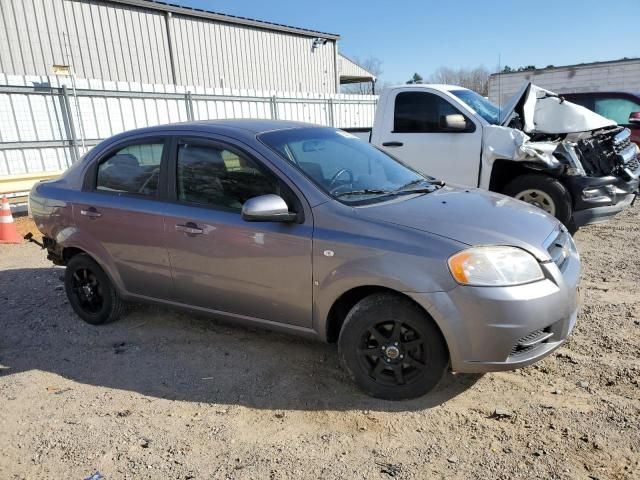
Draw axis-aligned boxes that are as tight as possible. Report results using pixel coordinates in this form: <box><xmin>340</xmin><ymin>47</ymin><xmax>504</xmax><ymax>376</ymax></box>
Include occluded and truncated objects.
<box><xmin>594</xmin><ymin>97</ymin><xmax>640</xmax><ymax>125</ymax></box>
<box><xmin>394</xmin><ymin>91</ymin><xmax>465</xmax><ymax>133</ymax></box>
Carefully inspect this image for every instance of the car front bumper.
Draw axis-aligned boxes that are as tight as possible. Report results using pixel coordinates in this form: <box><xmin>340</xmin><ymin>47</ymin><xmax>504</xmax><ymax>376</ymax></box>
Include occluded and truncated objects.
<box><xmin>565</xmin><ymin>174</ymin><xmax>639</xmax><ymax>227</ymax></box>
<box><xmin>406</xmin><ymin>244</ymin><xmax>581</xmax><ymax>373</ymax></box>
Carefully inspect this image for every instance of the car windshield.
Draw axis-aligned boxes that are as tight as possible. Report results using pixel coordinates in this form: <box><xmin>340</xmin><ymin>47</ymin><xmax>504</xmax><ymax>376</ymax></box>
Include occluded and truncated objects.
<box><xmin>452</xmin><ymin>89</ymin><xmax>501</xmax><ymax>125</ymax></box>
<box><xmin>259</xmin><ymin>127</ymin><xmax>438</xmax><ymax>204</ymax></box>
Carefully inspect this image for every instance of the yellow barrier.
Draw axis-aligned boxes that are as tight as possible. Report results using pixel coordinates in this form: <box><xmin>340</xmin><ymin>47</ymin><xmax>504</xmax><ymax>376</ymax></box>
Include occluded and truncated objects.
<box><xmin>0</xmin><ymin>171</ymin><xmax>63</xmax><ymax>196</ymax></box>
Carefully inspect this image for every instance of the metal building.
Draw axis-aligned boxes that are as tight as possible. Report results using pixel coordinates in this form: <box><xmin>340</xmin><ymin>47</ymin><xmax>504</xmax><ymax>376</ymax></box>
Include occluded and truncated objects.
<box><xmin>0</xmin><ymin>0</ymin><xmax>375</xmax><ymax>93</ymax></box>
<box><xmin>489</xmin><ymin>58</ymin><xmax>640</xmax><ymax>105</ymax></box>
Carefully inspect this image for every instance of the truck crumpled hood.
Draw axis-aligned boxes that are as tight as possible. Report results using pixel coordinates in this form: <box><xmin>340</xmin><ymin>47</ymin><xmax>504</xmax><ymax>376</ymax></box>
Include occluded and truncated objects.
<box><xmin>355</xmin><ymin>185</ymin><xmax>560</xmax><ymax>261</ymax></box>
<box><xmin>500</xmin><ymin>82</ymin><xmax>615</xmax><ymax>134</ymax></box>
<box><xmin>479</xmin><ymin>82</ymin><xmax>620</xmax><ymax>177</ymax></box>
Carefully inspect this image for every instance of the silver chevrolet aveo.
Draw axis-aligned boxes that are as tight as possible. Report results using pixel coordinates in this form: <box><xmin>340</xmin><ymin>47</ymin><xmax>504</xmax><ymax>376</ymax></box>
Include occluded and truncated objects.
<box><xmin>30</xmin><ymin>120</ymin><xmax>581</xmax><ymax>400</ymax></box>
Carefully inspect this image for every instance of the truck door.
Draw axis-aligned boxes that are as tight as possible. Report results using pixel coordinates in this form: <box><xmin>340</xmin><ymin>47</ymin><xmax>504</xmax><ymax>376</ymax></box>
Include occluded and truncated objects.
<box><xmin>377</xmin><ymin>89</ymin><xmax>482</xmax><ymax>187</ymax></box>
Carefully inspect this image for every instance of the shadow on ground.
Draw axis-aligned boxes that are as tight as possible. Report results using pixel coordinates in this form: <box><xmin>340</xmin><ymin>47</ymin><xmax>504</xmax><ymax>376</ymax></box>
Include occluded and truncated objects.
<box><xmin>0</xmin><ymin>266</ymin><xmax>482</xmax><ymax>412</ymax></box>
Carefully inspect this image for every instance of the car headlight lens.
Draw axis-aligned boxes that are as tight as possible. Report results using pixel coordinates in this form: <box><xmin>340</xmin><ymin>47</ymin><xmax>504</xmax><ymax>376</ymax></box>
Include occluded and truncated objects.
<box><xmin>448</xmin><ymin>246</ymin><xmax>545</xmax><ymax>286</ymax></box>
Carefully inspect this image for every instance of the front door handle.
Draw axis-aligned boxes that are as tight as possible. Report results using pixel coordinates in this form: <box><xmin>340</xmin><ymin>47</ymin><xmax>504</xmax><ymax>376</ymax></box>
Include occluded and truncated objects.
<box><xmin>80</xmin><ymin>207</ymin><xmax>102</xmax><ymax>218</ymax></box>
<box><xmin>382</xmin><ymin>141</ymin><xmax>403</xmax><ymax>147</ymax></box>
<box><xmin>175</xmin><ymin>222</ymin><xmax>203</xmax><ymax>235</ymax></box>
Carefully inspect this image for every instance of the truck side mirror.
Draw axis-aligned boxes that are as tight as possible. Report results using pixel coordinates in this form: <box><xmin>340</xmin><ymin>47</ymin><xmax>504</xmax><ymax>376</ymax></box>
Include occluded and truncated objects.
<box><xmin>440</xmin><ymin>114</ymin><xmax>470</xmax><ymax>132</ymax></box>
<box><xmin>628</xmin><ymin>112</ymin><xmax>640</xmax><ymax>125</ymax></box>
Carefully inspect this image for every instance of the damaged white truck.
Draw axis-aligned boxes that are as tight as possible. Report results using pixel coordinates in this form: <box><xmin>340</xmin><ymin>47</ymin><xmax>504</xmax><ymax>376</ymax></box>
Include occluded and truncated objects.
<box><xmin>349</xmin><ymin>82</ymin><xmax>639</xmax><ymax>229</ymax></box>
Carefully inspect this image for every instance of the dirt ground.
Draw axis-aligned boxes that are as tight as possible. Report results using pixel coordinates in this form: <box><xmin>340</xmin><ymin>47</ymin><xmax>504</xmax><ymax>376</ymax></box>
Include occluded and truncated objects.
<box><xmin>1</xmin><ymin>209</ymin><xmax>639</xmax><ymax>480</ymax></box>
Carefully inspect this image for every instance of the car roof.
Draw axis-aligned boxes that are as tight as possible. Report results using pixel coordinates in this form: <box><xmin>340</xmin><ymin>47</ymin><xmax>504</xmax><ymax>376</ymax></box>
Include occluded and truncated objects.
<box><xmin>105</xmin><ymin>119</ymin><xmax>322</xmax><ymax>142</ymax></box>
<box><xmin>87</xmin><ymin>119</ymin><xmax>327</xmax><ymax>159</ymax></box>
<box><xmin>183</xmin><ymin>118</ymin><xmax>317</xmax><ymax>133</ymax></box>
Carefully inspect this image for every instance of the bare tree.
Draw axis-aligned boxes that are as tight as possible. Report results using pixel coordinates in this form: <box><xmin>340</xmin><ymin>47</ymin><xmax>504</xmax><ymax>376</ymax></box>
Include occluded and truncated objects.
<box><xmin>429</xmin><ymin>66</ymin><xmax>490</xmax><ymax>96</ymax></box>
<box><xmin>341</xmin><ymin>56</ymin><xmax>383</xmax><ymax>95</ymax></box>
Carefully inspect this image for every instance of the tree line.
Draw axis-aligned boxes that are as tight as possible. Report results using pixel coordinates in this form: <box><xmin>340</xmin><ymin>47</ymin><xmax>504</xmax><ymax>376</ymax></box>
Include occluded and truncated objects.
<box><xmin>342</xmin><ymin>57</ymin><xmax>491</xmax><ymax>97</ymax></box>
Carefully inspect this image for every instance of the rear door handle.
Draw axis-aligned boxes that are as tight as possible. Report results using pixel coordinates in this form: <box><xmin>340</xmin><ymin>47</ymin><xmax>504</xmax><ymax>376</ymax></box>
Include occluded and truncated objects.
<box><xmin>80</xmin><ymin>207</ymin><xmax>102</xmax><ymax>218</ymax></box>
<box><xmin>382</xmin><ymin>141</ymin><xmax>403</xmax><ymax>147</ymax></box>
<box><xmin>175</xmin><ymin>222</ymin><xmax>203</xmax><ymax>235</ymax></box>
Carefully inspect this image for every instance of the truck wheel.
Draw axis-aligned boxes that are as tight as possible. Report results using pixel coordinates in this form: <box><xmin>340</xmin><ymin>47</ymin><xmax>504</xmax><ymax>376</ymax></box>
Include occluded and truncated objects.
<box><xmin>502</xmin><ymin>174</ymin><xmax>572</xmax><ymax>226</ymax></box>
<box><xmin>64</xmin><ymin>253</ymin><xmax>126</xmax><ymax>325</ymax></box>
<box><xmin>338</xmin><ymin>293</ymin><xmax>448</xmax><ymax>400</ymax></box>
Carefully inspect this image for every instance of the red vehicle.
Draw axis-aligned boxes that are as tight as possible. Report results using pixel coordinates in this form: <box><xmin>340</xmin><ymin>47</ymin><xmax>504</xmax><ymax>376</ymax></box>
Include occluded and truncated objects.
<box><xmin>563</xmin><ymin>91</ymin><xmax>640</xmax><ymax>147</ymax></box>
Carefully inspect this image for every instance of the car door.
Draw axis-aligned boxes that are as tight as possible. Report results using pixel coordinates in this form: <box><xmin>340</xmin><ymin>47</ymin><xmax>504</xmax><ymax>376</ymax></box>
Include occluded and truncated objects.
<box><xmin>75</xmin><ymin>137</ymin><xmax>174</xmax><ymax>299</ymax></box>
<box><xmin>163</xmin><ymin>136</ymin><xmax>314</xmax><ymax>328</ymax></box>
<box><xmin>377</xmin><ymin>89</ymin><xmax>482</xmax><ymax>186</ymax></box>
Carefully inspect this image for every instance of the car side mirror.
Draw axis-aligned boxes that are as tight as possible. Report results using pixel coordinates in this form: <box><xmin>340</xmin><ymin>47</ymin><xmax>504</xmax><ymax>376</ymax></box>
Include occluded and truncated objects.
<box><xmin>628</xmin><ymin>112</ymin><xmax>640</xmax><ymax>125</ymax></box>
<box><xmin>441</xmin><ymin>114</ymin><xmax>469</xmax><ymax>131</ymax></box>
<box><xmin>241</xmin><ymin>194</ymin><xmax>297</xmax><ymax>222</ymax></box>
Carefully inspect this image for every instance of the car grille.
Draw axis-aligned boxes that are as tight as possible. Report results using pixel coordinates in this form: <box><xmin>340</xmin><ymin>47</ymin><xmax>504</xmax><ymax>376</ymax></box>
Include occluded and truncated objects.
<box><xmin>623</xmin><ymin>155</ymin><xmax>640</xmax><ymax>178</ymax></box>
<box><xmin>575</xmin><ymin>127</ymin><xmax>638</xmax><ymax>179</ymax></box>
<box><xmin>545</xmin><ymin>228</ymin><xmax>572</xmax><ymax>271</ymax></box>
<box><xmin>510</xmin><ymin>327</ymin><xmax>554</xmax><ymax>358</ymax></box>
<box><xmin>612</xmin><ymin>128</ymin><xmax>632</xmax><ymax>154</ymax></box>
<box><xmin>613</xmin><ymin>129</ymin><xmax>640</xmax><ymax>179</ymax></box>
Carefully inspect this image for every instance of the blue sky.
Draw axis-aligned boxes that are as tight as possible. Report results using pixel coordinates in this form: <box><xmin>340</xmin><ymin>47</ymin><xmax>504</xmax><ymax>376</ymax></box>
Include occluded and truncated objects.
<box><xmin>178</xmin><ymin>0</ymin><xmax>639</xmax><ymax>84</ymax></box>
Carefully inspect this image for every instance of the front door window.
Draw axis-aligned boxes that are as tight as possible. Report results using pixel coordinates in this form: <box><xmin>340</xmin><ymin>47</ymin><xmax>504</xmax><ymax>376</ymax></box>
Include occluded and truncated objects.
<box><xmin>176</xmin><ymin>142</ymin><xmax>280</xmax><ymax>210</ymax></box>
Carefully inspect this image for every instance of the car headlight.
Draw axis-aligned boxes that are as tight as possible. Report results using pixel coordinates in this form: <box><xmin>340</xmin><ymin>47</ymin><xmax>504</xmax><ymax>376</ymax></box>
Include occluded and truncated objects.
<box><xmin>448</xmin><ymin>246</ymin><xmax>545</xmax><ymax>286</ymax></box>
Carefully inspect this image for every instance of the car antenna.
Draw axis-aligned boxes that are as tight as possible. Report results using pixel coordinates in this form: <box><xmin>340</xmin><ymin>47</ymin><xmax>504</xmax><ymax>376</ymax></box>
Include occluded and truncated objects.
<box><xmin>498</xmin><ymin>53</ymin><xmax>502</xmax><ymax>122</ymax></box>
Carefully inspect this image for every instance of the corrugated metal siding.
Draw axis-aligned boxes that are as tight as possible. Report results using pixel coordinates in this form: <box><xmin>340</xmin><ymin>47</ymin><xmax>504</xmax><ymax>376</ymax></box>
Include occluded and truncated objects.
<box><xmin>489</xmin><ymin>59</ymin><xmax>640</xmax><ymax>105</ymax></box>
<box><xmin>338</xmin><ymin>54</ymin><xmax>375</xmax><ymax>80</ymax></box>
<box><xmin>0</xmin><ymin>73</ymin><xmax>377</xmax><ymax>177</ymax></box>
<box><xmin>0</xmin><ymin>0</ymin><xmax>339</xmax><ymax>93</ymax></box>
<box><xmin>170</xmin><ymin>14</ymin><xmax>336</xmax><ymax>92</ymax></box>
<box><xmin>0</xmin><ymin>0</ymin><xmax>172</xmax><ymax>85</ymax></box>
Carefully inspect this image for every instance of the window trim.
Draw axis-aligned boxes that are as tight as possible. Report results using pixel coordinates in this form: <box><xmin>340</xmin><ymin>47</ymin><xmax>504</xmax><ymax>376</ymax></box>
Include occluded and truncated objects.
<box><xmin>84</xmin><ymin>136</ymin><xmax>170</xmax><ymax>201</ymax></box>
<box><xmin>168</xmin><ymin>135</ymin><xmax>305</xmax><ymax>222</ymax></box>
<box><xmin>392</xmin><ymin>90</ymin><xmax>476</xmax><ymax>134</ymax></box>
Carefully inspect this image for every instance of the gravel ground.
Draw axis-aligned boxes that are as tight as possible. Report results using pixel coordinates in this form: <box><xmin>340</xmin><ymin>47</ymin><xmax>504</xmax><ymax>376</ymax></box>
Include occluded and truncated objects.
<box><xmin>1</xmin><ymin>210</ymin><xmax>639</xmax><ymax>480</ymax></box>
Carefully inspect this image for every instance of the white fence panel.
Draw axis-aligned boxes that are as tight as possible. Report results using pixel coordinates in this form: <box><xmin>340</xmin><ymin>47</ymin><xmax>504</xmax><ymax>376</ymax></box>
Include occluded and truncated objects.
<box><xmin>0</xmin><ymin>73</ymin><xmax>377</xmax><ymax>178</ymax></box>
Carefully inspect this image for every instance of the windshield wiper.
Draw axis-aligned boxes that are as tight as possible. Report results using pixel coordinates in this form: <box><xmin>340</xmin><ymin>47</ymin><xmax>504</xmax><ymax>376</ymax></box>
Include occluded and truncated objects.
<box><xmin>393</xmin><ymin>178</ymin><xmax>442</xmax><ymax>194</ymax></box>
<box><xmin>335</xmin><ymin>189</ymin><xmax>391</xmax><ymax>198</ymax></box>
<box><xmin>396</xmin><ymin>179</ymin><xmax>428</xmax><ymax>191</ymax></box>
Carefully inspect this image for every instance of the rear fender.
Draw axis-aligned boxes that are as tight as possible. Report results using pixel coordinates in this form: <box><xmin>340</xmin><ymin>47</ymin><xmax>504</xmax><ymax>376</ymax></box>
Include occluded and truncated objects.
<box><xmin>52</xmin><ymin>221</ymin><xmax>127</xmax><ymax>297</ymax></box>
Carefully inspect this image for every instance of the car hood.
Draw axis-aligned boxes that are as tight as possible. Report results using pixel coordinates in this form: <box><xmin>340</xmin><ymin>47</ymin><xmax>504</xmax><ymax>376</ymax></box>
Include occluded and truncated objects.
<box><xmin>499</xmin><ymin>82</ymin><xmax>615</xmax><ymax>134</ymax></box>
<box><xmin>355</xmin><ymin>185</ymin><xmax>559</xmax><ymax>261</ymax></box>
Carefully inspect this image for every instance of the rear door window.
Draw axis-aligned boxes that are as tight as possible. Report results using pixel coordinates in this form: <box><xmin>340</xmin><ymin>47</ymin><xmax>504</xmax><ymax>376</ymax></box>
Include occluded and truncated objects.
<box><xmin>96</xmin><ymin>143</ymin><xmax>164</xmax><ymax>196</ymax></box>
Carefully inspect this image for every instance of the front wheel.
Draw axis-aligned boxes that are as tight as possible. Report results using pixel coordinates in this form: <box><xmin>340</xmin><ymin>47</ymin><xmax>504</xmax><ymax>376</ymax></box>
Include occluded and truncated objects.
<box><xmin>338</xmin><ymin>293</ymin><xmax>449</xmax><ymax>400</ymax></box>
<box><xmin>502</xmin><ymin>174</ymin><xmax>573</xmax><ymax>226</ymax></box>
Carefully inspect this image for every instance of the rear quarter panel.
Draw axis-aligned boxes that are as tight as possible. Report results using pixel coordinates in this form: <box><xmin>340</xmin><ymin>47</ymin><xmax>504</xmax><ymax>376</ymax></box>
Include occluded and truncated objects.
<box><xmin>30</xmin><ymin>180</ymin><xmax>127</xmax><ymax>291</ymax></box>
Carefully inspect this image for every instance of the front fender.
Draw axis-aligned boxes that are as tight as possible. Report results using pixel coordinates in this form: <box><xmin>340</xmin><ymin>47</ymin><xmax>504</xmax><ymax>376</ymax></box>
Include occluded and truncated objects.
<box><xmin>310</xmin><ymin>205</ymin><xmax>463</xmax><ymax>339</ymax></box>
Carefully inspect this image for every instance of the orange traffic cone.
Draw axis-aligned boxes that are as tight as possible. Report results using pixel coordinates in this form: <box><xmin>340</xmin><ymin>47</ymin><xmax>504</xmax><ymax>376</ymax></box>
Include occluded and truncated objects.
<box><xmin>0</xmin><ymin>195</ymin><xmax>21</xmax><ymax>244</ymax></box>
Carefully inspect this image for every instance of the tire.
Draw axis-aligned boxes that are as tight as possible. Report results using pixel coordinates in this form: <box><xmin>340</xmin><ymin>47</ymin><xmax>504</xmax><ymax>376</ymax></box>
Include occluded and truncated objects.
<box><xmin>338</xmin><ymin>293</ymin><xmax>449</xmax><ymax>400</ymax></box>
<box><xmin>502</xmin><ymin>174</ymin><xmax>573</xmax><ymax>226</ymax></box>
<box><xmin>64</xmin><ymin>253</ymin><xmax>126</xmax><ymax>325</ymax></box>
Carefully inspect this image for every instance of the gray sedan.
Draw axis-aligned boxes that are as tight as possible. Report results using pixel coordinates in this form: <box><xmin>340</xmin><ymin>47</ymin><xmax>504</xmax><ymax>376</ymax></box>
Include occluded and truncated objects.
<box><xmin>29</xmin><ymin>120</ymin><xmax>580</xmax><ymax>400</ymax></box>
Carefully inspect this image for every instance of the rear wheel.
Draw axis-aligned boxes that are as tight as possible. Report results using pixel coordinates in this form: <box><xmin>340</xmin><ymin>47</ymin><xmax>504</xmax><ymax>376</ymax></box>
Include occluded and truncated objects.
<box><xmin>338</xmin><ymin>293</ymin><xmax>449</xmax><ymax>400</ymax></box>
<box><xmin>64</xmin><ymin>254</ymin><xmax>126</xmax><ymax>325</ymax></box>
<box><xmin>502</xmin><ymin>174</ymin><xmax>573</xmax><ymax>226</ymax></box>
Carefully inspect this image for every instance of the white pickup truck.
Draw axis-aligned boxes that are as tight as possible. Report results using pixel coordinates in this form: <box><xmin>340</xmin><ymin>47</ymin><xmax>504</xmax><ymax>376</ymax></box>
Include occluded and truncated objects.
<box><xmin>347</xmin><ymin>83</ymin><xmax>639</xmax><ymax>229</ymax></box>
